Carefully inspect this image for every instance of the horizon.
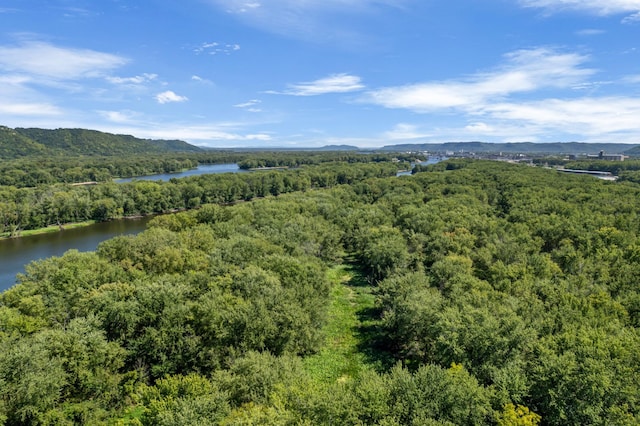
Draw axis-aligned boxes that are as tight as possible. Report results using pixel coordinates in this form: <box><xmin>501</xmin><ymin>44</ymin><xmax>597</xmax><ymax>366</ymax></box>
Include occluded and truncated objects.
<box><xmin>3</xmin><ymin>124</ymin><xmax>640</xmax><ymax>151</ymax></box>
<box><xmin>1</xmin><ymin>1</ymin><xmax>640</xmax><ymax>148</ymax></box>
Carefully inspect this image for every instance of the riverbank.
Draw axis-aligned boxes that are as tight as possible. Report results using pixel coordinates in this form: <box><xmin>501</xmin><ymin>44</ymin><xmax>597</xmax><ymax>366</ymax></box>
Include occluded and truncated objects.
<box><xmin>0</xmin><ymin>215</ymin><xmax>155</xmax><ymax>291</ymax></box>
<box><xmin>0</xmin><ymin>215</ymin><xmax>154</xmax><ymax>240</ymax></box>
<box><xmin>0</xmin><ymin>220</ymin><xmax>98</xmax><ymax>240</ymax></box>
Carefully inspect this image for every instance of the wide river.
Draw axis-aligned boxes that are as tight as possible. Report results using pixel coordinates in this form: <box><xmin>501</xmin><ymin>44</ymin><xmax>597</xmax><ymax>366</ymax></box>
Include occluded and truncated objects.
<box><xmin>0</xmin><ymin>163</ymin><xmax>244</xmax><ymax>292</ymax></box>
<box><xmin>0</xmin><ymin>158</ymin><xmax>444</xmax><ymax>292</ymax></box>
<box><xmin>114</xmin><ymin>162</ymin><xmax>244</xmax><ymax>183</ymax></box>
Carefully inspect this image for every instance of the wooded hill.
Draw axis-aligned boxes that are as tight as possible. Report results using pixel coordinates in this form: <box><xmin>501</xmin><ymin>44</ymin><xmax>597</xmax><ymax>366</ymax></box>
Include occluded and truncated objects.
<box><xmin>0</xmin><ymin>126</ymin><xmax>202</xmax><ymax>159</ymax></box>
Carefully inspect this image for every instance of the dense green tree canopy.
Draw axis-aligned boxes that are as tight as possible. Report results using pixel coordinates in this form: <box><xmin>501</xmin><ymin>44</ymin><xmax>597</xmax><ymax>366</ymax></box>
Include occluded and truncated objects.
<box><xmin>0</xmin><ymin>158</ymin><xmax>639</xmax><ymax>424</ymax></box>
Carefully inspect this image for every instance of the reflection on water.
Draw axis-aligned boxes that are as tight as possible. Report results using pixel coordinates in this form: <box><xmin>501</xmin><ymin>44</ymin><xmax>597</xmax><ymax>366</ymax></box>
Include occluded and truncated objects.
<box><xmin>0</xmin><ymin>217</ymin><xmax>153</xmax><ymax>292</ymax></box>
<box><xmin>1</xmin><ymin>163</ymin><xmax>246</xmax><ymax>292</ymax></box>
<box><xmin>115</xmin><ymin>163</ymin><xmax>244</xmax><ymax>183</ymax></box>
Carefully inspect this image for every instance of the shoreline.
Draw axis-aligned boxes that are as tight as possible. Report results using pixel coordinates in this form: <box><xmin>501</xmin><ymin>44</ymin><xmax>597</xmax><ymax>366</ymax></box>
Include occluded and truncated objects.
<box><xmin>0</xmin><ymin>221</ymin><xmax>97</xmax><ymax>240</ymax></box>
<box><xmin>0</xmin><ymin>215</ymin><xmax>151</xmax><ymax>240</ymax></box>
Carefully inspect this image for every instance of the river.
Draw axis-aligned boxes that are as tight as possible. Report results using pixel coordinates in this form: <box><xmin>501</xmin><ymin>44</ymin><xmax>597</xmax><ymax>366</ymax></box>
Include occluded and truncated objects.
<box><xmin>0</xmin><ymin>163</ymin><xmax>244</xmax><ymax>292</ymax></box>
<box><xmin>114</xmin><ymin>162</ymin><xmax>245</xmax><ymax>183</ymax></box>
<box><xmin>0</xmin><ymin>217</ymin><xmax>153</xmax><ymax>292</ymax></box>
<box><xmin>0</xmin><ymin>158</ymin><xmax>445</xmax><ymax>292</ymax></box>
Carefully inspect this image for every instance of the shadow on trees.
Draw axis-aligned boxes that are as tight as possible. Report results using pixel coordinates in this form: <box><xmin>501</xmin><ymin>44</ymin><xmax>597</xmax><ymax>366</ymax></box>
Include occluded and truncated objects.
<box><xmin>343</xmin><ymin>262</ymin><xmax>397</xmax><ymax>372</ymax></box>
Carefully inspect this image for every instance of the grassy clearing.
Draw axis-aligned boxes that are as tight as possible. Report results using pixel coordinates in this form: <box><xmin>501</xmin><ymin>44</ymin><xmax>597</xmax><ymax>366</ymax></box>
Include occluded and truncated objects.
<box><xmin>303</xmin><ymin>264</ymin><xmax>386</xmax><ymax>383</ymax></box>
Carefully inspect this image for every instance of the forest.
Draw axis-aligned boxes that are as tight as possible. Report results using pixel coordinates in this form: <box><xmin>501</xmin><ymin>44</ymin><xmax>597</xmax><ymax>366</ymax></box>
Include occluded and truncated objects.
<box><xmin>0</xmin><ymin>157</ymin><xmax>405</xmax><ymax>237</ymax></box>
<box><xmin>0</xmin><ymin>127</ymin><xmax>202</xmax><ymax>159</ymax></box>
<box><xmin>0</xmin><ymin>157</ymin><xmax>639</xmax><ymax>425</ymax></box>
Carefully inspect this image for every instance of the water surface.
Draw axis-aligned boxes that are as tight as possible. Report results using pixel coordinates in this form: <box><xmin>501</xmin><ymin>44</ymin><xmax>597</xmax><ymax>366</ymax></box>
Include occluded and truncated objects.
<box><xmin>0</xmin><ymin>217</ymin><xmax>153</xmax><ymax>292</ymax></box>
<box><xmin>115</xmin><ymin>163</ymin><xmax>244</xmax><ymax>183</ymax></box>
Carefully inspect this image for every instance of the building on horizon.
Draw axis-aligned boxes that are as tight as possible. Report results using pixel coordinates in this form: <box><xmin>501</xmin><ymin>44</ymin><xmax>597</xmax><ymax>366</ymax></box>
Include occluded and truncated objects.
<box><xmin>586</xmin><ymin>150</ymin><xmax>627</xmax><ymax>161</ymax></box>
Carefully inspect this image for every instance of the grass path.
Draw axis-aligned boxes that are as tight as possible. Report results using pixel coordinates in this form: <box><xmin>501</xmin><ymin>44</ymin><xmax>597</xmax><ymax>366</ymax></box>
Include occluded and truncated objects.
<box><xmin>303</xmin><ymin>264</ymin><xmax>391</xmax><ymax>383</ymax></box>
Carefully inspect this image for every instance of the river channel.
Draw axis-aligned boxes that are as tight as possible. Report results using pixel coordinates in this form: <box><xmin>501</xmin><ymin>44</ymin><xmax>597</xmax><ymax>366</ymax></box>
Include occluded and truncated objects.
<box><xmin>114</xmin><ymin>162</ymin><xmax>245</xmax><ymax>183</ymax></box>
<box><xmin>0</xmin><ymin>163</ymin><xmax>244</xmax><ymax>292</ymax></box>
<box><xmin>0</xmin><ymin>159</ymin><xmax>444</xmax><ymax>292</ymax></box>
<box><xmin>0</xmin><ymin>217</ymin><xmax>153</xmax><ymax>291</ymax></box>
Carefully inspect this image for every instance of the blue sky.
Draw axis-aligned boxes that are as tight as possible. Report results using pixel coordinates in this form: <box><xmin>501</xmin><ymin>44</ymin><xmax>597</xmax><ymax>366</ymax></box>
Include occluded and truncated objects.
<box><xmin>1</xmin><ymin>1</ymin><xmax>639</xmax><ymax>148</ymax></box>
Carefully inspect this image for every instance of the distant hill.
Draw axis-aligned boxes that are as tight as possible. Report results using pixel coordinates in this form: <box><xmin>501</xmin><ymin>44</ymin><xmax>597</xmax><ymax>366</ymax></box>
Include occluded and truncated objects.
<box><xmin>0</xmin><ymin>126</ymin><xmax>49</xmax><ymax>158</ymax></box>
<box><xmin>381</xmin><ymin>141</ymin><xmax>639</xmax><ymax>155</ymax></box>
<box><xmin>623</xmin><ymin>145</ymin><xmax>640</xmax><ymax>156</ymax></box>
<box><xmin>0</xmin><ymin>126</ymin><xmax>202</xmax><ymax>158</ymax></box>
<box><xmin>317</xmin><ymin>144</ymin><xmax>360</xmax><ymax>151</ymax></box>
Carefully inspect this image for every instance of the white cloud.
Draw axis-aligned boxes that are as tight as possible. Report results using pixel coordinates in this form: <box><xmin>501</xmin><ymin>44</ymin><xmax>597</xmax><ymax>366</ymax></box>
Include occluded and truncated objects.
<box><xmin>227</xmin><ymin>2</ymin><xmax>261</xmax><ymax>13</ymax></box>
<box><xmin>622</xmin><ymin>12</ymin><xmax>640</xmax><ymax>23</ymax></box>
<box><xmin>0</xmin><ymin>102</ymin><xmax>62</xmax><ymax>116</ymax></box>
<box><xmin>271</xmin><ymin>73</ymin><xmax>365</xmax><ymax>96</ymax></box>
<box><xmin>234</xmin><ymin>99</ymin><xmax>262</xmax><ymax>112</ymax></box>
<box><xmin>97</xmin><ymin>110</ymin><xmax>141</xmax><ymax>123</ymax></box>
<box><xmin>624</xmin><ymin>74</ymin><xmax>640</xmax><ymax>83</ymax></box>
<box><xmin>0</xmin><ymin>74</ymin><xmax>32</xmax><ymax>85</ymax></box>
<box><xmin>421</xmin><ymin>97</ymin><xmax>640</xmax><ymax>143</ymax></box>
<box><xmin>194</xmin><ymin>42</ymin><xmax>241</xmax><ymax>55</ymax></box>
<box><xmin>465</xmin><ymin>122</ymin><xmax>496</xmax><ymax>134</ymax></box>
<box><xmin>234</xmin><ymin>99</ymin><xmax>261</xmax><ymax>108</ymax></box>
<box><xmin>60</xmin><ymin>7</ymin><xmax>96</xmax><ymax>18</ymax></box>
<box><xmin>208</xmin><ymin>0</ymin><xmax>407</xmax><ymax>43</ymax></box>
<box><xmin>0</xmin><ymin>41</ymin><xmax>127</xmax><ymax>80</ymax></box>
<box><xmin>365</xmin><ymin>48</ymin><xmax>593</xmax><ymax>111</ymax></box>
<box><xmin>575</xmin><ymin>28</ymin><xmax>605</xmax><ymax>36</ymax></box>
<box><xmin>486</xmin><ymin>97</ymin><xmax>640</xmax><ymax>136</ymax></box>
<box><xmin>125</xmin><ymin>126</ymin><xmax>272</xmax><ymax>142</ymax></box>
<box><xmin>383</xmin><ymin>123</ymin><xmax>432</xmax><ymax>140</ymax></box>
<box><xmin>519</xmin><ymin>0</ymin><xmax>640</xmax><ymax>22</ymax></box>
<box><xmin>191</xmin><ymin>75</ymin><xmax>214</xmax><ymax>85</ymax></box>
<box><xmin>216</xmin><ymin>0</ymin><xmax>403</xmax><ymax>15</ymax></box>
<box><xmin>362</xmin><ymin>47</ymin><xmax>640</xmax><ymax>143</ymax></box>
<box><xmin>107</xmin><ymin>73</ymin><xmax>157</xmax><ymax>85</ymax></box>
<box><xmin>155</xmin><ymin>90</ymin><xmax>188</xmax><ymax>104</ymax></box>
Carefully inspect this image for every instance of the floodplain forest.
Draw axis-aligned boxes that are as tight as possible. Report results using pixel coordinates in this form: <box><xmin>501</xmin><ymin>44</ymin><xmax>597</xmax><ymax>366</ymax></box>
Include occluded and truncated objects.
<box><xmin>0</xmin><ymin>158</ymin><xmax>639</xmax><ymax>425</ymax></box>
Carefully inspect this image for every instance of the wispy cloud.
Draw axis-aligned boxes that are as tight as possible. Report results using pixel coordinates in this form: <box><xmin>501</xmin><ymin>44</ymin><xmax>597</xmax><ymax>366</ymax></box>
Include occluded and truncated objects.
<box><xmin>624</xmin><ymin>74</ymin><xmax>640</xmax><ymax>84</ymax></box>
<box><xmin>519</xmin><ymin>0</ymin><xmax>640</xmax><ymax>22</ymax></box>
<box><xmin>0</xmin><ymin>41</ymin><xmax>124</xmax><ymax>118</ymax></box>
<box><xmin>0</xmin><ymin>102</ymin><xmax>62</xmax><ymax>116</ymax></box>
<box><xmin>191</xmin><ymin>75</ymin><xmax>214</xmax><ymax>85</ymax></box>
<box><xmin>363</xmin><ymin>47</ymin><xmax>640</xmax><ymax>142</ymax></box>
<box><xmin>234</xmin><ymin>99</ymin><xmax>262</xmax><ymax>112</ymax></box>
<box><xmin>383</xmin><ymin>123</ymin><xmax>432</xmax><ymax>140</ymax></box>
<box><xmin>622</xmin><ymin>12</ymin><xmax>640</xmax><ymax>23</ymax></box>
<box><xmin>107</xmin><ymin>73</ymin><xmax>158</xmax><ymax>85</ymax></box>
<box><xmin>575</xmin><ymin>28</ymin><xmax>605</xmax><ymax>36</ymax></box>
<box><xmin>216</xmin><ymin>0</ymin><xmax>405</xmax><ymax>15</ymax></box>
<box><xmin>97</xmin><ymin>110</ymin><xmax>141</xmax><ymax>123</ymax></box>
<box><xmin>207</xmin><ymin>0</ymin><xmax>408</xmax><ymax>44</ymax></box>
<box><xmin>270</xmin><ymin>73</ymin><xmax>365</xmax><ymax>96</ymax></box>
<box><xmin>234</xmin><ymin>99</ymin><xmax>261</xmax><ymax>108</ymax></box>
<box><xmin>365</xmin><ymin>48</ymin><xmax>593</xmax><ymax>111</ymax></box>
<box><xmin>194</xmin><ymin>42</ymin><xmax>240</xmax><ymax>55</ymax></box>
<box><xmin>485</xmin><ymin>97</ymin><xmax>640</xmax><ymax>139</ymax></box>
<box><xmin>59</xmin><ymin>7</ymin><xmax>97</xmax><ymax>19</ymax></box>
<box><xmin>155</xmin><ymin>90</ymin><xmax>188</xmax><ymax>104</ymax></box>
<box><xmin>113</xmin><ymin>125</ymin><xmax>272</xmax><ymax>143</ymax></box>
<box><xmin>0</xmin><ymin>41</ymin><xmax>127</xmax><ymax>80</ymax></box>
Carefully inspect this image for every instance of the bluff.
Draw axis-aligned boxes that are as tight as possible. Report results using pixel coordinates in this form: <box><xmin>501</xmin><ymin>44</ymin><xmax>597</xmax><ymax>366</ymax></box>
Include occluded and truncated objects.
<box><xmin>0</xmin><ymin>126</ymin><xmax>202</xmax><ymax>158</ymax></box>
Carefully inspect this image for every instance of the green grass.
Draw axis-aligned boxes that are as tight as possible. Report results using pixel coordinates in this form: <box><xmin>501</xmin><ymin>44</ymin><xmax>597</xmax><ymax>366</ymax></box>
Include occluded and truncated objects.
<box><xmin>303</xmin><ymin>264</ymin><xmax>384</xmax><ymax>383</ymax></box>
